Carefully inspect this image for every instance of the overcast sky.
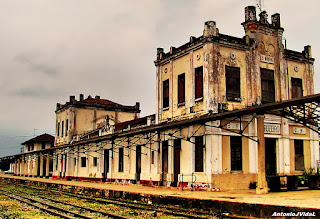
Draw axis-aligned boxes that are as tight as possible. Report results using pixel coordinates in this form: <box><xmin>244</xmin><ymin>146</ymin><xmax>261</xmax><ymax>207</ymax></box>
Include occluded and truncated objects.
<box><xmin>0</xmin><ymin>0</ymin><xmax>319</xmax><ymax>157</ymax></box>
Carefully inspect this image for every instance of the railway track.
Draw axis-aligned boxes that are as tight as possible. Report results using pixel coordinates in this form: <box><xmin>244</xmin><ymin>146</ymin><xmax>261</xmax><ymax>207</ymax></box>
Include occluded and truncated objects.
<box><xmin>0</xmin><ymin>187</ymin><xmax>128</xmax><ymax>219</ymax></box>
<box><xmin>17</xmin><ymin>183</ymin><xmax>213</xmax><ymax>218</ymax></box>
<box><xmin>0</xmin><ymin>178</ymin><xmax>238</xmax><ymax>218</ymax></box>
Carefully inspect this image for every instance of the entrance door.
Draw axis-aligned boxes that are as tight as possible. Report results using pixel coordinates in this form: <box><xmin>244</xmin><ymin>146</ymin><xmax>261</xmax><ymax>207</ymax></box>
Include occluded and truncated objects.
<box><xmin>265</xmin><ymin>138</ymin><xmax>277</xmax><ymax>176</ymax></box>
<box><xmin>104</xmin><ymin>149</ymin><xmax>109</xmax><ymax>181</ymax></box>
<box><xmin>42</xmin><ymin>157</ymin><xmax>46</xmax><ymax>177</ymax></box>
<box><xmin>173</xmin><ymin>139</ymin><xmax>181</xmax><ymax>187</ymax></box>
<box><xmin>136</xmin><ymin>146</ymin><xmax>141</xmax><ymax>183</ymax></box>
<box><xmin>161</xmin><ymin>141</ymin><xmax>168</xmax><ymax>186</ymax></box>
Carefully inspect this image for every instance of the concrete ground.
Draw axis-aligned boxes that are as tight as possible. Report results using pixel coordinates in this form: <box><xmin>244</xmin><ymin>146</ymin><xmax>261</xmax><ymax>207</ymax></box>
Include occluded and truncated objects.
<box><xmin>1</xmin><ymin>173</ymin><xmax>319</xmax><ymax>214</ymax></box>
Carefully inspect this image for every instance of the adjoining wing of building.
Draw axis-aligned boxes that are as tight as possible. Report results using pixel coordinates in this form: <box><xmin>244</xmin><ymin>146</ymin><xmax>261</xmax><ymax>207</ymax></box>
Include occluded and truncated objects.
<box><xmin>3</xmin><ymin>6</ymin><xmax>320</xmax><ymax>193</ymax></box>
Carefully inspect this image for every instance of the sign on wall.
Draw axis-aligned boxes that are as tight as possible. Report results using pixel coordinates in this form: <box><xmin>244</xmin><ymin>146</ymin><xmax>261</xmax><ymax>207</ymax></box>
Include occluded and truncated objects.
<box><xmin>264</xmin><ymin>124</ymin><xmax>280</xmax><ymax>134</ymax></box>
<box><xmin>293</xmin><ymin>127</ymin><xmax>306</xmax><ymax>135</ymax></box>
<box><xmin>227</xmin><ymin>123</ymin><xmax>242</xmax><ymax>130</ymax></box>
<box><xmin>260</xmin><ymin>55</ymin><xmax>274</xmax><ymax>64</ymax></box>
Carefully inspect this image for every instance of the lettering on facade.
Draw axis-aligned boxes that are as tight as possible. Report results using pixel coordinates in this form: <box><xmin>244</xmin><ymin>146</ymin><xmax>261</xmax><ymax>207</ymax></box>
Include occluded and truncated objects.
<box><xmin>264</xmin><ymin>124</ymin><xmax>280</xmax><ymax>134</ymax></box>
<box><xmin>293</xmin><ymin>127</ymin><xmax>306</xmax><ymax>135</ymax></box>
<box><xmin>260</xmin><ymin>55</ymin><xmax>274</xmax><ymax>64</ymax></box>
<box><xmin>227</xmin><ymin>123</ymin><xmax>242</xmax><ymax>130</ymax></box>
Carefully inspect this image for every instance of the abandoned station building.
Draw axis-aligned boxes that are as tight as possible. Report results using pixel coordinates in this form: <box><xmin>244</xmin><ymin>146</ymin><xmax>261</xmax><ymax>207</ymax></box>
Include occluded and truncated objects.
<box><xmin>7</xmin><ymin>6</ymin><xmax>320</xmax><ymax>193</ymax></box>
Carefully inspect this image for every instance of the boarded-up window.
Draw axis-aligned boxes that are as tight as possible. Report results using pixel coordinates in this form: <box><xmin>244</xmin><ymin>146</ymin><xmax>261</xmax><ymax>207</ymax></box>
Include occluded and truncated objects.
<box><xmin>295</xmin><ymin>140</ymin><xmax>304</xmax><ymax>171</ymax></box>
<box><xmin>178</xmin><ymin>73</ymin><xmax>185</xmax><ymax>104</ymax></box>
<box><xmin>291</xmin><ymin>78</ymin><xmax>303</xmax><ymax>98</ymax></box>
<box><xmin>261</xmin><ymin>68</ymin><xmax>275</xmax><ymax>103</ymax></box>
<box><xmin>163</xmin><ymin>79</ymin><xmax>169</xmax><ymax>108</ymax></box>
<box><xmin>195</xmin><ymin>66</ymin><xmax>203</xmax><ymax>99</ymax></box>
<box><xmin>226</xmin><ymin>66</ymin><xmax>241</xmax><ymax>100</ymax></box>
<box><xmin>81</xmin><ymin>157</ymin><xmax>86</xmax><ymax>168</ymax></box>
<box><xmin>195</xmin><ymin>136</ymin><xmax>204</xmax><ymax>172</ymax></box>
<box><xmin>231</xmin><ymin>136</ymin><xmax>242</xmax><ymax>171</ymax></box>
<box><xmin>118</xmin><ymin>148</ymin><xmax>124</xmax><ymax>172</ymax></box>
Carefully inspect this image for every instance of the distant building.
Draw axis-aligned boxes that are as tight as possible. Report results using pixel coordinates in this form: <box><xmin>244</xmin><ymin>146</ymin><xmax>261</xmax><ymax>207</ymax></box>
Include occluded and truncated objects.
<box><xmin>14</xmin><ymin>133</ymin><xmax>54</xmax><ymax>177</ymax></box>
<box><xmin>21</xmin><ymin>133</ymin><xmax>54</xmax><ymax>153</ymax></box>
<box><xmin>55</xmin><ymin>94</ymin><xmax>140</xmax><ymax>146</ymax></box>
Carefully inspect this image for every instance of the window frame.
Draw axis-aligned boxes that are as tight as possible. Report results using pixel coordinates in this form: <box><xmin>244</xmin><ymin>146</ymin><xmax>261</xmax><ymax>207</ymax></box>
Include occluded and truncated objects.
<box><xmin>163</xmin><ymin>79</ymin><xmax>169</xmax><ymax>109</ymax></box>
<box><xmin>230</xmin><ymin>136</ymin><xmax>242</xmax><ymax>171</ymax></box>
<box><xmin>195</xmin><ymin>136</ymin><xmax>204</xmax><ymax>172</ymax></box>
<box><xmin>195</xmin><ymin>66</ymin><xmax>203</xmax><ymax>100</ymax></box>
<box><xmin>291</xmin><ymin>77</ymin><xmax>303</xmax><ymax>99</ymax></box>
<box><xmin>81</xmin><ymin>157</ymin><xmax>87</xmax><ymax>168</ymax></box>
<box><xmin>178</xmin><ymin>73</ymin><xmax>185</xmax><ymax>105</ymax></box>
<box><xmin>225</xmin><ymin>66</ymin><xmax>241</xmax><ymax>101</ymax></box>
<box><xmin>261</xmin><ymin>68</ymin><xmax>275</xmax><ymax>103</ymax></box>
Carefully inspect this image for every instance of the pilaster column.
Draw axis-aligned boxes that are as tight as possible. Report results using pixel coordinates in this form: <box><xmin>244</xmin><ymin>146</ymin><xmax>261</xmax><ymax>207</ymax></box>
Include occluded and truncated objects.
<box><xmin>256</xmin><ymin>114</ymin><xmax>268</xmax><ymax>194</ymax></box>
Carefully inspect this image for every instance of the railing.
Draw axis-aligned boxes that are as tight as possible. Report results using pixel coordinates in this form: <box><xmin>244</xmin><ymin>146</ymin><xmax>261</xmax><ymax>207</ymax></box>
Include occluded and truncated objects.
<box><xmin>179</xmin><ymin>173</ymin><xmax>196</xmax><ymax>191</ymax></box>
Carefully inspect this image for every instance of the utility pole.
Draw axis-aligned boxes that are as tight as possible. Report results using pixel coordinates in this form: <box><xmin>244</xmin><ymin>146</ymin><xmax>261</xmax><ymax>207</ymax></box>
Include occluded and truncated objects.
<box><xmin>33</xmin><ymin>129</ymin><xmax>38</xmax><ymax>136</ymax></box>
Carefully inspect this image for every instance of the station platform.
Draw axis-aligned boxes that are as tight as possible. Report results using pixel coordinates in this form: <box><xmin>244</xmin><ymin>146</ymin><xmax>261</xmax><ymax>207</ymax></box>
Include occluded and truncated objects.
<box><xmin>1</xmin><ymin>173</ymin><xmax>319</xmax><ymax>218</ymax></box>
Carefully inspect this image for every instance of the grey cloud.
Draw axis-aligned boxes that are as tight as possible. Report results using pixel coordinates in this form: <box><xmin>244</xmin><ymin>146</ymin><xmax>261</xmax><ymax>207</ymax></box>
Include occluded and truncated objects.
<box><xmin>12</xmin><ymin>85</ymin><xmax>63</xmax><ymax>99</ymax></box>
<box><xmin>13</xmin><ymin>52</ymin><xmax>61</xmax><ymax>76</ymax></box>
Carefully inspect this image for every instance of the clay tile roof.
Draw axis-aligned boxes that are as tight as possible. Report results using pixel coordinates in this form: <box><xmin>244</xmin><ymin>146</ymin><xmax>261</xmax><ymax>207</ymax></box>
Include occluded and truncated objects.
<box><xmin>22</xmin><ymin>133</ymin><xmax>55</xmax><ymax>145</ymax></box>
<box><xmin>82</xmin><ymin>97</ymin><xmax>119</xmax><ymax>106</ymax></box>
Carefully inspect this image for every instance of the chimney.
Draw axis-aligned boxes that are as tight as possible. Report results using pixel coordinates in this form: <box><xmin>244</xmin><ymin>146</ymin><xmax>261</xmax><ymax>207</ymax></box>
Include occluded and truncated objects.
<box><xmin>245</xmin><ymin>6</ymin><xmax>257</xmax><ymax>22</ymax></box>
<box><xmin>304</xmin><ymin>46</ymin><xmax>312</xmax><ymax>58</ymax></box>
<box><xmin>79</xmin><ymin>94</ymin><xmax>84</xmax><ymax>101</ymax></box>
<box><xmin>70</xmin><ymin>96</ymin><xmax>76</xmax><ymax>104</ymax></box>
<box><xmin>95</xmin><ymin>95</ymin><xmax>100</xmax><ymax>99</ymax></box>
<box><xmin>203</xmin><ymin>21</ymin><xmax>217</xmax><ymax>37</ymax></box>
<box><xmin>135</xmin><ymin>102</ymin><xmax>140</xmax><ymax>110</ymax></box>
<box><xmin>56</xmin><ymin>103</ymin><xmax>61</xmax><ymax>110</ymax></box>
<box><xmin>271</xmin><ymin>13</ymin><xmax>281</xmax><ymax>28</ymax></box>
<box><xmin>190</xmin><ymin>36</ymin><xmax>196</xmax><ymax>43</ymax></box>
<box><xmin>157</xmin><ymin>48</ymin><xmax>164</xmax><ymax>60</ymax></box>
<box><xmin>170</xmin><ymin>47</ymin><xmax>176</xmax><ymax>54</ymax></box>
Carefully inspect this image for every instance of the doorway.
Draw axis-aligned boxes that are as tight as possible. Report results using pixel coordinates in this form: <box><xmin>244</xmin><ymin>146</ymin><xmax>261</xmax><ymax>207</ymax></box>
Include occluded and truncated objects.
<box><xmin>265</xmin><ymin>138</ymin><xmax>277</xmax><ymax>176</ymax></box>
<box><xmin>104</xmin><ymin>149</ymin><xmax>110</xmax><ymax>181</ymax></box>
<box><xmin>173</xmin><ymin>139</ymin><xmax>181</xmax><ymax>187</ymax></box>
<box><xmin>161</xmin><ymin>141</ymin><xmax>168</xmax><ymax>186</ymax></box>
<box><xmin>136</xmin><ymin>146</ymin><xmax>141</xmax><ymax>183</ymax></box>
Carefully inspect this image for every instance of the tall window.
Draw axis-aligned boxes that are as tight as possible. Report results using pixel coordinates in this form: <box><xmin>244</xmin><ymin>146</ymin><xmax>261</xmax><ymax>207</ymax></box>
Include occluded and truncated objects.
<box><xmin>230</xmin><ymin>136</ymin><xmax>242</xmax><ymax>171</ymax></box>
<box><xmin>66</xmin><ymin>119</ymin><xmax>69</xmax><ymax>136</ymax></box>
<box><xmin>291</xmin><ymin>78</ymin><xmax>303</xmax><ymax>98</ymax></box>
<box><xmin>163</xmin><ymin>79</ymin><xmax>169</xmax><ymax>108</ymax></box>
<box><xmin>81</xmin><ymin>157</ymin><xmax>86</xmax><ymax>168</ymax></box>
<box><xmin>295</xmin><ymin>140</ymin><xmax>304</xmax><ymax>171</ymax></box>
<box><xmin>118</xmin><ymin>148</ymin><xmax>124</xmax><ymax>172</ymax></box>
<box><xmin>226</xmin><ymin>66</ymin><xmax>240</xmax><ymax>100</ymax></box>
<box><xmin>178</xmin><ymin>73</ymin><xmax>185</xmax><ymax>104</ymax></box>
<box><xmin>261</xmin><ymin>68</ymin><xmax>275</xmax><ymax>103</ymax></box>
<box><xmin>61</xmin><ymin>121</ymin><xmax>64</xmax><ymax>136</ymax></box>
<box><xmin>41</xmin><ymin>143</ymin><xmax>46</xmax><ymax>150</ymax></box>
<box><xmin>93</xmin><ymin>157</ymin><xmax>98</xmax><ymax>167</ymax></box>
<box><xmin>195</xmin><ymin>136</ymin><xmax>204</xmax><ymax>172</ymax></box>
<box><xmin>195</xmin><ymin>66</ymin><xmax>203</xmax><ymax>99</ymax></box>
<box><xmin>57</xmin><ymin>122</ymin><xmax>60</xmax><ymax>137</ymax></box>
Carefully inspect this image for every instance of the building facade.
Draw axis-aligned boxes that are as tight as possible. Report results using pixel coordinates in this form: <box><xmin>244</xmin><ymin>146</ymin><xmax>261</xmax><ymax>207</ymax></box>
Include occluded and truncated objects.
<box><xmin>7</xmin><ymin>6</ymin><xmax>320</xmax><ymax>192</ymax></box>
